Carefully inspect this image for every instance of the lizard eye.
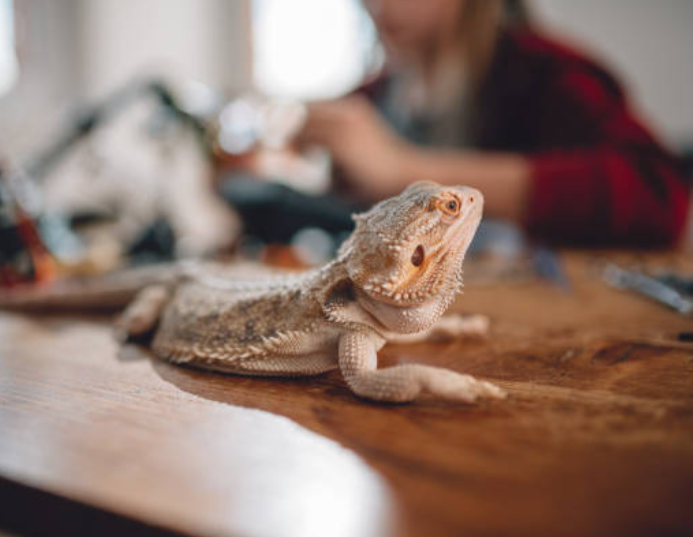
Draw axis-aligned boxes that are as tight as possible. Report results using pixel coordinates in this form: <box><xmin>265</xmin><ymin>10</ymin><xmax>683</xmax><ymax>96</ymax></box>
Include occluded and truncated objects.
<box><xmin>441</xmin><ymin>199</ymin><xmax>459</xmax><ymax>216</ymax></box>
<box><xmin>411</xmin><ymin>245</ymin><xmax>425</xmax><ymax>267</ymax></box>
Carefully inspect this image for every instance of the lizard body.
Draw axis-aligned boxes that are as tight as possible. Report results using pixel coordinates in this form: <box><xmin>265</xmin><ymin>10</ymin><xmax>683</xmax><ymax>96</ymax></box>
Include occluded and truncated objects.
<box><xmin>1</xmin><ymin>182</ymin><xmax>505</xmax><ymax>403</ymax></box>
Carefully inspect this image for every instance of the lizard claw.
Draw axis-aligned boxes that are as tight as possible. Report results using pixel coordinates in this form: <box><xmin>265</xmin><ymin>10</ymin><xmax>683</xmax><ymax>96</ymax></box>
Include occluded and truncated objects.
<box><xmin>479</xmin><ymin>380</ymin><xmax>507</xmax><ymax>399</ymax></box>
<box><xmin>426</xmin><ymin>371</ymin><xmax>506</xmax><ymax>402</ymax></box>
<box><xmin>455</xmin><ymin>379</ymin><xmax>507</xmax><ymax>402</ymax></box>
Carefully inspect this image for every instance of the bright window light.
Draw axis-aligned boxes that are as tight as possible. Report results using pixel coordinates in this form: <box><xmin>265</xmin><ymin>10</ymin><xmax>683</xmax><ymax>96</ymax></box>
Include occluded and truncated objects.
<box><xmin>252</xmin><ymin>0</ymin><xmax>379</xmax><ymax>100</ymax></box>
<box><xmin>0</xmin><ymin>0</ymin><xmax>18</xmax><ymax>96</ymax></box>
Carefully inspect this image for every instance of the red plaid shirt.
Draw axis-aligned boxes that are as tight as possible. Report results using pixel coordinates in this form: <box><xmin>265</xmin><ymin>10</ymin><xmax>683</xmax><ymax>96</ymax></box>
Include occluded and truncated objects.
<box><xmin>364</xmin><ymin>29</ymin><xmax>690</xmax><ymax>247</ymax></box>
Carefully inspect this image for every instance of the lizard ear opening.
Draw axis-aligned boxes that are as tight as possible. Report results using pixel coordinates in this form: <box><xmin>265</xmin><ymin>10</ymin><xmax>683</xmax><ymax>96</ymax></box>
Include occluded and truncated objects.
<box><xmin>411</xmin><ymin>245</ymin><xmax>425</xmax><ymax>267</ymax></box>
<box><xmin>324</xmin><ymin>278</ymin><xmax>356</xmax><ymax>310</ymax></box>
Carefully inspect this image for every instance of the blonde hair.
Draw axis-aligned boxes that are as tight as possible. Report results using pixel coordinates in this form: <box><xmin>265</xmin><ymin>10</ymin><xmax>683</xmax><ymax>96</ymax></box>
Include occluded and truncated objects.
<box><xmin>364</xmin><ymin>0</ymin><xmax>529</xmax><ymax>88</ymax></box>
<box><xmin>456</xmin><ymin>0</ymin><xmax>503</xmax><ymax>86</ymax></box>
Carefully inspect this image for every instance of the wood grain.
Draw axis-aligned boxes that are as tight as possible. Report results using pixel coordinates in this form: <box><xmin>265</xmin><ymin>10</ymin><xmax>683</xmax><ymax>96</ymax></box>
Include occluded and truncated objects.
<box><xmin>1</xmin><ymin>252</ymin><xmax>692</xmax><ymax>537</ymax></box>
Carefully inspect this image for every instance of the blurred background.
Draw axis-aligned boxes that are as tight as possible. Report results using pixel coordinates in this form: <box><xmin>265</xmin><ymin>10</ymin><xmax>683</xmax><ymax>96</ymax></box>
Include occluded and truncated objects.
<box><xmin>0</xmin><ymin>1</ymin><xmax>690</xmax><ymax>145</ymax></box>
<box><xmin>0</xmin><ymin>1</ymin><xmax>691</xmax><ymax>139</ymax></box>
<box><xmin>0</xmin><ymin>0</ymin><xmax>692</xmax><ymax>285</ymax></box>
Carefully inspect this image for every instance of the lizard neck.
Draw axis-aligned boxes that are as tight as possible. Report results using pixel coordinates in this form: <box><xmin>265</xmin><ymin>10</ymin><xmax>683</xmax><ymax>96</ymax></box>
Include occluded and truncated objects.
<box><xmin>315</xmin><ymin>255</ymin><xmax>460</xmax><ymax>335</ymax></box>
<box><xmin>355</xmin><ymin>287</ymin><xmax>456</xmax><ymax>334</ymax></box>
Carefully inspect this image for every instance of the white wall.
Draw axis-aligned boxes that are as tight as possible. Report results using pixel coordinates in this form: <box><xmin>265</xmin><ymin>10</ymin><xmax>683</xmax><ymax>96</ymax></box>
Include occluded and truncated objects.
<box><xmin>531</xmin><ymin>0</ymin><xmax>693</xmax><ymax>147</ymax></box>
<box><xmin>0</xmin><ymin>0</ymin><xmax>253</xmax><ymax>158</ymax></box>
<box><xmin>77</xmin><ymin>0</ymin><xmax>252</xmax><ymax>100</ymax></box>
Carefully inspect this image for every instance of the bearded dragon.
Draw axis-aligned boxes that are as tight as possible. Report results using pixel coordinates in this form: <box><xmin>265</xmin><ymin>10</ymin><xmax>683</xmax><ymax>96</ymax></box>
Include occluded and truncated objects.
<box><xmin>0</xmin><ymin>182</ymin><xmax>505</xmax><ymax>403</ymax></box>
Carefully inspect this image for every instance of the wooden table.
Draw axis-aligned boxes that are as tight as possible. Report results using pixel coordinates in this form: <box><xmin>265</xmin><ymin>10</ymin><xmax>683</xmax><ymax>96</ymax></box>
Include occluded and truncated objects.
<box><xmin>1</xmin><ymin>252</ymin><xmax>692</xmax><ymax>537</ymax></box>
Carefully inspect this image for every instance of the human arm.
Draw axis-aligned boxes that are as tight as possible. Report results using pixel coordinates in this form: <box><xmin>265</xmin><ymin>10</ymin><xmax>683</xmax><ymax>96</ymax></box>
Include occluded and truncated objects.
<box><xmin>298</xmin><ymin>58</ymin><xmax>690</xmax><ymax>247</ymax></box>
<box><xmin>297</xmin><ymin>96</ymin><xmax>532</xmax><ymax>222</ymax></box>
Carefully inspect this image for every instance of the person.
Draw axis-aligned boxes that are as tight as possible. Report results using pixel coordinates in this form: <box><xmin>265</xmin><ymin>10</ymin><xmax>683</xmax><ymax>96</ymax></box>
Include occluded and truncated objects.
<box><xmin>296</xmin><ymin>0</ymin><xmax>690</xmax><ymax>247</ymax></box>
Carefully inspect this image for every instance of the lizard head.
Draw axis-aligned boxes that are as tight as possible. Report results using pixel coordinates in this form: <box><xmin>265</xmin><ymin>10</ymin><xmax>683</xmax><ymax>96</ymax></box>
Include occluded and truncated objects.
<box><xmin>338</xmin><ymin>181</ymin><xmax>483</xmax><ymax>310</ymax></box>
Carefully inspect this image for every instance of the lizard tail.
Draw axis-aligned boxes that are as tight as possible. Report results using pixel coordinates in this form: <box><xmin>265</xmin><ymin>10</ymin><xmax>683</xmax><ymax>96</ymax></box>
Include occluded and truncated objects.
<box><xmin>0</xmin><ymin>263</ymin><xmax>182</xmax><ymax>312</ymax></box>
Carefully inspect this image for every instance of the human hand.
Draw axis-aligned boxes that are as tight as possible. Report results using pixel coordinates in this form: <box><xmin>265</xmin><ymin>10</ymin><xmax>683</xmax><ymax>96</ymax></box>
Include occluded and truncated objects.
<box><xmin>296</xmin><ymin>95</ymin><xmax>415</xmax><ymax>200</ymax></box>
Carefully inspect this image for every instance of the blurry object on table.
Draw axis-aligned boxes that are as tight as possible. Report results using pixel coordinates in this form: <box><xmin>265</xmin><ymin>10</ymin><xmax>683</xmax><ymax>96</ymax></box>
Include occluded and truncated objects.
<box><xmin>219</xmin><ymin>175</ymin><xmax>353</xmax><ymax>251</ymax></box>
<box><xmin>213</xmin><ymin>93</ymin><xmax>330</xmax><ymax>195</ymax></box>
<box><xmin>212</xmin><ymin>93</ymin><xmax>355</xmax><ymax>256</ymax></box>
<box><xmin>0</xmin><ymin>165</ymin><xmax>56</xmax><ymax>287</ymax></box>
<box><xmin>5</xmin><ymin>78</ymin><xmax>241</xmax><ymax>279</ymax></box>
<box><xmin>602</xmin><ymin>263</ymin><xmax>693</xmax><ymax>316</ymax></box>
<box><xmin>464</xmin><ymin>220</ymin><xmax>571</xmax><ymax>290</ymax></box>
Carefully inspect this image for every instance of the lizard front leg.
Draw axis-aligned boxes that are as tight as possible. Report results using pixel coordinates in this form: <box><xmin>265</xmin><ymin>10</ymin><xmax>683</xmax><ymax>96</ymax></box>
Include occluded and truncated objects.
<box><xmin>115</xmin><ymin>284</ymin><xmax>171</xmax><ymax>341</ymax></box>
<box><xmin>338</xmin><ymin>331</ymin><xmax>506</xmax><ymax>403</ymax></box>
